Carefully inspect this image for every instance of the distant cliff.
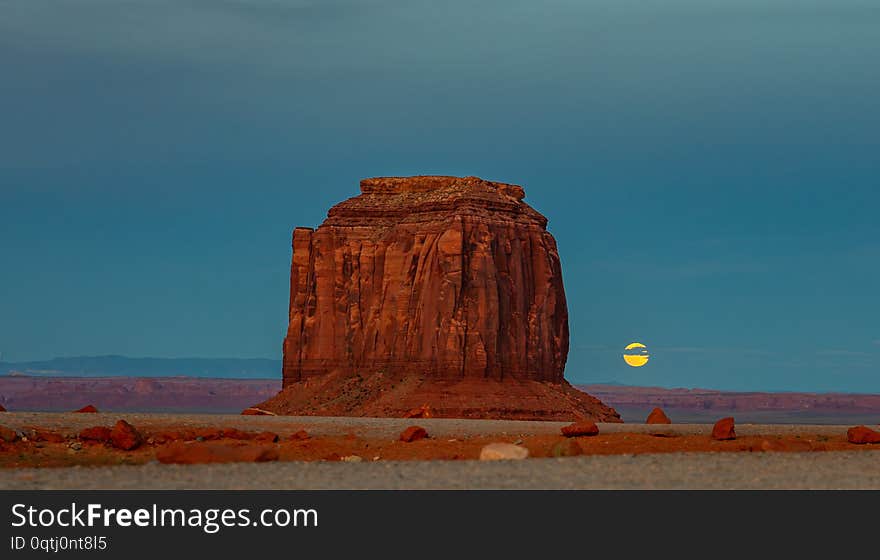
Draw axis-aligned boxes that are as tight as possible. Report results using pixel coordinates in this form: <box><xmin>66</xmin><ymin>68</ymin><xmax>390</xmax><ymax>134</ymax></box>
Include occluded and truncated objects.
<box><xmin>0</xmin><ymin>356</ymin><xmax>281</xmax><ymax>379</ymax></box>
<box><xmin>0</xmin><ymin>376</ymin><xmax>280</xmax><ymax>413</ymax></box>
<box><xmin>578</xmin><ymin>384</ymin><xmax>880</xmax><ymax>423</ymax></box>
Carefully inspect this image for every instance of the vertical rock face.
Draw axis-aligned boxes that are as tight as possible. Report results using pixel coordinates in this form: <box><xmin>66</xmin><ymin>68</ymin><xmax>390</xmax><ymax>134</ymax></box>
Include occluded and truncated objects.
<box><xmin>262</xmin><ymin>176</ymin><xmax>620</xmax><ymax>422</ymax></box>
<box><xmin>283</xmin><ymin>176</ymin><xmax>567</xmax><ymax>384</ymax></box>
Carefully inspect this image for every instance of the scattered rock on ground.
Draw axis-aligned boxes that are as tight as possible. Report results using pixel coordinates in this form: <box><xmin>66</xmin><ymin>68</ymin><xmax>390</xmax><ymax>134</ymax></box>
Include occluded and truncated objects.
<box><xmin>712</xmin><ymin>417</ymin><xmax>736</xmax><ymax>441</ymax></box>
<box><xmin>110</xmin><ymin>420</ymin><xmax>144</xmax><ymax>451</ymax></box>
<box><xmin>399</xmin><ymin>426</ymin><xmax>428</xmax><ymax>443</ymax></box>
<box><xmin>255</xmin><ymin>432</ymin><xmax>279</xmax><ymax>443</ymax></box>
<box><xmin>646</xmin><ymin>408</ymin><xmax>672</xmax><ymax>424</ymax></box>
<box><xmin>759</xmin><ymin>439</ymin><xmax>787</xmax><ymax>452</ymax></box>
<box><xmin>847</xmin><ymin>426</ymin><xmax>880</xmax><ymax>445</ymax></box>
<box><xmin>156</xmin><ymin>442</ymin><xmax>279</xmax><ymax>465</ymax></box>
<box><xmin>0</xmin><ymin>425</ymin><xmax>18</xmax><ymax>443</ymax></box>
<box><xmin>480</xmin><ymin>443</ymin><xmax>530</xmax><ymax>461</ymax></box>
<box><xmin>289</xmin><ymin>430</ymin><xmax>310</xmax><ymax>441</ymax></box>
<box><xmin>550</xmin><ymin>439</ymin><xmax>583</xmax><ymax>457</ymax></box>
<box><xmin>561</xmin><ymin>421</ymin><xmax>599</xmax><ymax>438</ymax></box>
<box><xmin>79</xmin><ymin>426</ymin><xmax>112</xmax><ymax>442</ymax></box>
<box><xmin>404</xmin><ymin>404</ymin><xmax>434</xmax><ymax>419</ymax></box>
<box><xmin>32</xmin><ymin>430</ymin><xmax>66</xmax><ymax>443</ymax></box>
<box><xmin>74</xmin><ymin>405</ymin><xmax>99</xmax><ymax>413</ymax></box>
<box><xmin>341</xmin><ymin>455</ymin><xmax>364</xmax><ymax>463</ymax></box>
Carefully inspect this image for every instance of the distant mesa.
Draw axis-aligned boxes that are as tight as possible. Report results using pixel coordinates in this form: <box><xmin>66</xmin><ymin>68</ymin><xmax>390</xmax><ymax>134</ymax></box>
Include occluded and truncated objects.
<box><xmin>74</xmin><ymin>405</ymin><xmax>99</xmax><ymax>413</ymax></box>
<box><xmin>256</xmin><ymin>176</ymin><xmax>620</xmax><ymax>422</ymax></box>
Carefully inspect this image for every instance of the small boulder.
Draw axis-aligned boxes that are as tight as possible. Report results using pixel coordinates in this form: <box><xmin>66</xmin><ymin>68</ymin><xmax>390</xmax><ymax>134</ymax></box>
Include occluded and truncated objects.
<box><xmin>241</xmin><ymin>407</ymin><xmax>277</xmax><ymax>416</ymax></box>
<box><xmin>847</xmin><ymin>426</ymin><xmax>880</xmax><ymax>445</ymax></box>
<box><xmin>32</xmin><ymin>430</ymin><xmax>66</xmax><ymax>443</ymax></box>
<box><xmin>0</xmin><ymin>425</ymin><xmax>18</xmax><ymax>443</ymax></box>
<box><xmin>289</xmin><ymin>430</ymin><xmax>310</xmax><ymax>441</ymax></box>
<box><xmin>254</xmin><ymin>432</ymin><xmax>280</xmax><ymax>443</ymax></box>
<box><xmin>759</xmin><ymin>439</ymin><xmax>787</xmax><ymax>452</ymax></box>
<box><xmin>550</xmin><ymin>439</ymin><xmax>583</xmax><ymax>458</ymax></box>
<box><xmin>711</xmin><ymin>417</ymin><xmax>736</xmax><ymax>441</ymax></box>
<box><xmin>404</xmin><ymin>404</ymin><xmax>433</xmax><ymax>419</ymax></box>
<box><xmin>110</xmin><ymin>420</ymin><xmax>144</xmax><ymax>451</ymax></box>
<box><xmin>79</xmin><ymin>426</ymin><xmax>112</xmax><ymax>443</ymax></box>
<box><xmin>341</xmin><ymin>455</ymin><xmax>364</xmax><ymax>463</ymax></box>
<box><xmin>561</xmin><ymin>421</ymin><xmax>599</xmax><ymax>438</ymax></box>
<box><xmin>220</xmin><ymin>428</ymin><xmax>253</xmax><ymax>440</ymax></box>
<box><xmin>480</xmin><ymin>443</ymin><xmax>530</xmax><ymax>461</ymax></box>
<box><xmin>399</xmin><ymin>426</ymin><xmax>428</xmax><ymax>443</ymax></box>
<box><xmin>74</xmin><ymin>405</ymin><xmax>99</xmax><ymax>413</ymax></box>
<box><xmin>156</xmin><ymin>442</ymin><xmax>279</xmax><ymax>465</ymax></box>
<box><xmin>646</xmin><ymin>408</ymin><xmax>672</xmax><ymax>424</ymax></box>
<box><xmin>152</xmin><ymin>431</ymin><xmax>185</xmax><ymax>444</ymax></box>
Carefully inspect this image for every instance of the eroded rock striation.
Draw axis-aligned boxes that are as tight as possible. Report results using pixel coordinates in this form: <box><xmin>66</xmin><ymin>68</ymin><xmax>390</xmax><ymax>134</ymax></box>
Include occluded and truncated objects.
<box><xmin>260</xmin><ymin>176</ymin><xmax>620</xmax><ymax>421</ymax></box>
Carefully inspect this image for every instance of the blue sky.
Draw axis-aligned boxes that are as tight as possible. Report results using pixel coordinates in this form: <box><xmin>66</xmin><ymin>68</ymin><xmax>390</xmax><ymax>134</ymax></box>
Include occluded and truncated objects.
<box><xmin>1</xmin><ymin>0</ymin><xmax>878</xmax><ymax>391</ymax></box>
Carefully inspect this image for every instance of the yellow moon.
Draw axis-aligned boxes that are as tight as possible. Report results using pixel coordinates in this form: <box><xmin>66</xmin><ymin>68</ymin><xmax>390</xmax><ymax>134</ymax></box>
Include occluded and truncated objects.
<box><xmin>623</xmin><ymin>342</ymin><xmax>650</xmax><ymax>367</ymax></box>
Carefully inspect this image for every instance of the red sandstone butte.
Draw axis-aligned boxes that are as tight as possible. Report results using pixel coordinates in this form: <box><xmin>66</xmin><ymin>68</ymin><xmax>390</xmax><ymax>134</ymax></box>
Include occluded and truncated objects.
<box><xmin>256</xmin><ymin>176</ymin><xmax>621</xmax><ymax>422</ymax></box>
<box><xmin>847</xmin><ymin>426</ymin><xmax>880</xmax><ymax>445</ymax></box>
<box><xmin>712</xmin><ymin>417</ymin><xmax>736</xmax><ymax>441</ymax></box>
<box><xmin>0</xmin><ymin>404</ymin><xmax>6</xmax><ymax>412</ymax></box>
<box><xmin>646</xmin><ymin>407</ymin><xmax>672</xmax><ymax>424</ymax></box>
<box><xmin>74</xmin><ymin>405</ymin><xmax>99</xmax><ymax>413</ymax></box>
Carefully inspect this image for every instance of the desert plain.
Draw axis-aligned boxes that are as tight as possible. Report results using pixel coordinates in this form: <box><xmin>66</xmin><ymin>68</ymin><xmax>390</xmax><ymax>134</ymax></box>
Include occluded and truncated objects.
<box><xmin>2</xmin><ymin>412</ymin><xmax>880</xmax><ymax>490</ymax></box>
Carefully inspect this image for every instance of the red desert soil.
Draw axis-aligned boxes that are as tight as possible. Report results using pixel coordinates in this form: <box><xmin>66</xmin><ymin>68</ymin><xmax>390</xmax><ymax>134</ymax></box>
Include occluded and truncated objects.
<box><xmin>0</xmin><ymin>425</ymin><xmax>877</xmax><ymax>469</ymax></box>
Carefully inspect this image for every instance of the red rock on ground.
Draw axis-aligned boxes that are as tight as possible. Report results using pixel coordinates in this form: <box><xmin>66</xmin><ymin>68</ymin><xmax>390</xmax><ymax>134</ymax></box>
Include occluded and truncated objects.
<box><xmin>400</xmin><ymin>426</ymin><xmax>428</xmax><ymax>443</ymax></box>
<box><xmin>241</xmin><ymin>407</ymin><xmax>276</xmax><ymax>416</ymax></box>
<box><xmin>289</xmin><ymin>430</ymin><xmax>310</xmax><ymax>441</ymax></box>
<box><xmin>74</xmin><ymin>405</ymin><xmax>99</xmax><ymax>413</ymax></box>
<box><xmin>847</xmin><ymin>426</ymin><xmax>880</xmax><ymax>445</ymax></box>
<box><xmin>404</xmin><ymin>404</ymin><xmax>434</xmax><ymax>419</ymax></box>
<box><xmin>712</xmin><ymin>417</ymin><xmax>736</xmax><ymax>441</ymax></box>
<box><xmin>550</xmin><ymin>438</ymin><xmax>583</xmax><ymax>457</ymax></box>
<box><xmin>255</xmin><ymin>176</ymin><xmax>621</xmax><ymax>423</ymax></box>
<box><xmin>79</xmin><ymin>426</ymin><xmax>112</xmax><ymax>443</ymax></box>
<box><xmin>32</xmin><ymin>430</ymin><xmax>66</xmax><ymax>443</ymax></box>
<box><xmin>0</xmin><ymin>404</ymin><xmax>6</xmax><ymax>412</ymax></box>
<box><xmin>254</xmin><ymin>432</ymin><xmax>280</xmax><ymax>443</ymax></box>
<box><xmin>156</xmin><ymin>442</ymin><xmax>279</xmax><ymax>465</ymax></box>
<box><xmin>152</xmin><ymin>431</ymin><xmax>186</xmax><ymax>444</ymax></box>
<box><xmin>561</xmin><ymin>421</ymin><xmax>599</xmax><ymax>438</ymax></box>
<box><xmin>220</xmin><ymin>428</ymin><xmax>253</xmax><ymax>440</ymax></box>
<box><xmin>110</xmin><ymin>420</ymin><xmax>144</xmax><ymax>451</ymax></box>
<box><xmin>0</xmin><ymin>426</ymin><xmax>18</xmax><ymax>443</ymax></box>
<box><xmin>646</xmin><ymin>407</ymin><xmax>672</xmax><ymax>424</ymax></box>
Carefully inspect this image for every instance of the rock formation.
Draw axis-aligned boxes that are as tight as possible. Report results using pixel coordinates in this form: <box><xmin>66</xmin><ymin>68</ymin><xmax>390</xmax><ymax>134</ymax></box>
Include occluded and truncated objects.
<box><xmin>258</xmin><ymin>176</ymin><xmax>620</xmax><ymax>422</ymax></box>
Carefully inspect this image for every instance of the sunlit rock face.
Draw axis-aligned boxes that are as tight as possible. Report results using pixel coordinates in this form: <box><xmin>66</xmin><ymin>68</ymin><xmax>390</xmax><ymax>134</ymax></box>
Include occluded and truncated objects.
<box><xmin>282</xmin><ymin>176</ymin><xmax>569</xmax><ymax>384</ymax></box>
<box><xmin>264</xmin><ymin>175</ymin><xmax>620</xmax><ymax>422</ymax></box>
